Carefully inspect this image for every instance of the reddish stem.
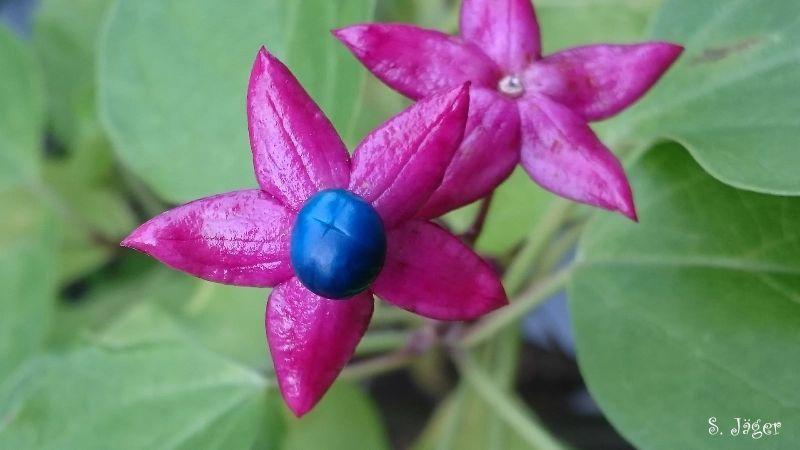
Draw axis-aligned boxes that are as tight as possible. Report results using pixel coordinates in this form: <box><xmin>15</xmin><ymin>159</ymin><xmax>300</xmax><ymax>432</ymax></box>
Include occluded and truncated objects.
<box><xmin>461</xmin><ymin>193</ymin><xmax>494</xmax><ymax>246</ymax></box>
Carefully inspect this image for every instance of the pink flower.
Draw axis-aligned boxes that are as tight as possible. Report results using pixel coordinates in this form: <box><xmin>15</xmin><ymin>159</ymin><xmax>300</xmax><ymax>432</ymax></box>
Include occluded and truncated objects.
<box><xmin>122</xmin><ymin>48</ymin><xmax>507</xmax><ymax>416</ymax></box>
<box><xmin>334</xmin><ymin>0</ymin><xmax>684</xmax><ymax>220</ymax></box>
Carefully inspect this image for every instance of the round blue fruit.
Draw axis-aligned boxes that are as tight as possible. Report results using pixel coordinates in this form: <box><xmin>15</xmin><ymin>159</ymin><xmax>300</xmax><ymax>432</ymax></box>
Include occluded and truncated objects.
<box><xmin>290</xmin><ymin>189</ymin><xmax>387</xmax><ymax>299</ymax></box>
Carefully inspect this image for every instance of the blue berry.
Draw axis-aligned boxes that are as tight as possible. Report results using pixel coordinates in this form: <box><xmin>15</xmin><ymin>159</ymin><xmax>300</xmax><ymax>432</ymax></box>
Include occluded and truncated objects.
<box><xmin>290</xmin><ymin>189</ymin><xmax>386</xmax><ymax>299</ymax></box>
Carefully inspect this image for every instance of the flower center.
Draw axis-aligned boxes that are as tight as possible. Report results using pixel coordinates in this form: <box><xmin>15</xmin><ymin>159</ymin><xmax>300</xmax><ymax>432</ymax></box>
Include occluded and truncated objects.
<box><xmin>498</xmin><ymin>75</ymin><xmax>524</xmax><ymax>98</ymax></box>
<box><xmin>290</xmin><ymin>189</ymin><xmax>386</xmax><ymax>299</ymax></box>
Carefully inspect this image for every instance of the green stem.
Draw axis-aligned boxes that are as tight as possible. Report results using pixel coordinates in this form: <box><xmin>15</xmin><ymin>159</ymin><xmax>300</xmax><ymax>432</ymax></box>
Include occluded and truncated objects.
<box><xmin>503</xmin><ymin>200</ymin><xmax>574</xmax><ymax>293</ymax></box>
<box><xmin>371</xmin><ymin>302</ymin><xmax>421</xmax><ymax>326</ymax></box>
<box><xmin>462</xmin><ymin>266</ymin><xmax>572</xmax><ymax>348</ymax></box>
<box><xmin>26</xmin><ymin>180</ymin><xmax>117</xmax><ymax>247</ymax></box>
<box><xmin>340</xmin><ymin>350</ymin><xmax>415</xmax><ymax>380</ymax></box>
<box><xmin>355</xmin><ymin>330</ymin><xmax>410</xmax><ymax>356</ymax></box>
<box><xmin>435</xmin><ymin>390</ymin><xmax>467</xmax><ymax>450</ymax></box>
<box><xmin>454</xmin><ymin>352</ymin><xmax>566</xmax><ymax>450</ymax></box>
<box><xmin>120</xmin><ymin>169</ymin><xmax>166</xmax><ymax>218</ymax></box>
<box><xmin>344</xmin><ymin>324</ymin><xmax>437</xmax><ymax>380</ymax></box>
<box><xmin>461</xmin><ymin>201</ymin><xmax>575</xmax><ymax>450</ymax></box>
<box><xmin>537</xmin><ymin>223</ymin><xmax>584</xmax><ymax>274</ymax></box>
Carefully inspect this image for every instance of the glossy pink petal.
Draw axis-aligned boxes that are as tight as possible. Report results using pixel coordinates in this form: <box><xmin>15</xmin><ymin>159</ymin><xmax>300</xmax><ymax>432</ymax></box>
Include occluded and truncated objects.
<box><xmin>417</xmin><ymin>87</ymin><xmax>521</xmax><ymax>219</ymax></box>
<box><xmin>518</xmin><ymin>95</ymin><xmax>636</xmax><ymax>220</ymax></box>
<box><xmin>524</xmin><ymin>43</ymin><xmax>683</xmax><ymax>121</ymax></box>
<box><xmin>333</xmin><ymin>24</ymin><xmax>500</xmax><ymax>100</ymax></box>
<box><xmin>349</xmin><ymin>84</ymin><xmax>470</xmax><ymax>228</ymax></box>
<box><xmin>372</xmin><ymin>220</ymin><xmax>507</xmax><ymax>320</ymax></box>
<box><xmin>247</xmin><ymin>47</ymin><xmax>350</xmax><ymax>210</ymax></box>
<box><xmin>460</xmin><ymin>0</ymin><xmax>541</xmax><ymax>73</ymax></box>
<box><xmin>121</xmin><ymin>190</ymin><xmax>294</xmax><ymax>287</ymax></box>
<box><xmin>266</xmin><ymin>277</ymin><xmax>373</xmax><ymax>417</ymax></box>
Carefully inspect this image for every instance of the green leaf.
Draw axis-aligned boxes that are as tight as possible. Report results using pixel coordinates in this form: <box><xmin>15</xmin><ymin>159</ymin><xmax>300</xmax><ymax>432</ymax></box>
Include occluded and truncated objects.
<box><xmin>281</xmin><ymin>0</ymin><xmax>376</xmax><ymax>146</ymax></box>
<box><xmin>34</xmin><ymin>0</ymin><xmax>112</xmax><ymax>153</ymax></box>
<box><xmin>281</xmin><ymin>382</ymin><xmax>390</xmax><ymax>450</ymax></box>
<box><xmin>378</xmin><ymin>0</ymin><xmax>459</xmax><ymax>30</ymax></box>
<box><xmin>0</xmin><ymin>26</ymin><xmax>44</xmax><ymax>190</ymax></box>
<box><xmin>570</xmin><ymin>143</ymin><xmax>800</xmax><ymax>449</ymax></box>
<box><xmin>33</xmin><ymin>0</ymin><xmax>137</xmax><ymax>282</ymax></box>
<box><xmin>0</xmin><ymin>27</ymin><xmax>57</xmax><ymax>384</ymax></box>
<box><xmin>536</xmin><ymin>0</ymin><xmax>662</xmax><ymax>52</ymax></box>
<box><xmin>43</xmin><ymin>161</ymin><xmax>135</xmax><ymax>282</ymax></box>
<box><xmin>50</xmin><ymin>267</ymin><xmax>269</xmax><ymax>369</ymax></box>
<box><xmin>0</xmin><ymin>190</ymin><xmax>57</xmax><ymax>381</ymax></box>
<box><xmin>614</xmin><ymin>0</ymin><xmax>800</xmax><ymax>195</ymax></box>
<box><xmin>99</xmin><ymin>0</ymin><xmax>375</xmax><ymax>203</ymax></box>
<box><xmin>0</xmin><ymin>304</ymin><xmax>281</xmax><ymax>450</ymax></box>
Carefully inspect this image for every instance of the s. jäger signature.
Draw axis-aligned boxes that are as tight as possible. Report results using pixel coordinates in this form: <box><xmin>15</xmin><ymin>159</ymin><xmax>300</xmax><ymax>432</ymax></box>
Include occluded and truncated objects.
<box><xmin>708</xmin><ymin>417</ymin><xmax>781</xmax><ymax>439</ymax></box>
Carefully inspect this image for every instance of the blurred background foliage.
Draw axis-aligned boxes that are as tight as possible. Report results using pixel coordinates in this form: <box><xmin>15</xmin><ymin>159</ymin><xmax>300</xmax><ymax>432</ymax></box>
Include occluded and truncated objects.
<box><xmin>1</xmin><ymin>0</ymin><xmax>799</xmax><ymax>449</ymax></box>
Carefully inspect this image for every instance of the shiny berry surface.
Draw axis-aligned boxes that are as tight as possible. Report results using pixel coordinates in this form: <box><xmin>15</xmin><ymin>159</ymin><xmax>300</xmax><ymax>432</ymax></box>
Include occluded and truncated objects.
<box><xmin>290</xmin><ymin>189</ymin><xmax>386</xmax><ymax>299</ymax></box>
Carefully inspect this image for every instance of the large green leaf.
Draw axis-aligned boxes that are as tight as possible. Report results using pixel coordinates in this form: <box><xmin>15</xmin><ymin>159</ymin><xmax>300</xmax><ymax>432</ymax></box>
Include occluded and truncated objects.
<box><xmin>570</xmin><ymin>143</ymin><xmax>800</xmax><ymax>449</ymax></box>
<box><xmin>0</xmin><ymin>29</ymin><xmax>54</xmax><ymax>381</ymax></box>
<box><xmin>536</xmin><ymin>0</ymin><xmax>662</xmax><ymax>52</ymax></box>
<box><xmin>281</xmin><ymin>382</ymin><xmax>390</xmax><ymax>450</ymax></box>
<box><xmin>0</xmin><ymin>26</ymin><xmax>43</xmax><ymax>190</ymax></box>
<box><xmin>99</xmin><ymin>0</ymin><xmax>375</xmax><ymax>203</ymax></box>
<box><xmin>281</xmin><ymin>0</ymin><xmax>376</xmax><ymax>146</ymax></box>
<box><xmin>0</xmin><ymin>190</ymin><xmax>57</xmax><ymax>381</ymax></box>
<box><xmin>33</xmin><ymin>0</ymin><xmax>137</xmax><ymax>282</ymax></box>
<box><xmin>613</xmin><ymin>0</ymin><xmax>800</xmax><ymax>195</ymax></box>
<box><xmin>0</xmin><ymin>304</ymin><xmax>280</xmax><ymax>450</ymax></box>
<box><xmin>34</xmin><ymin>0</ymin><xmax>112</xmax><ymax>153</ymax></box>
<box><xmin>43</xmin><ymin>161</ymin><xmax>136</xmax><ymax>282</ymax></box>
<box><xmin>51</xmin><ymin>267</ymin><xmax>269</xmax><ymax>369</ymax></box>
<box><xmin>378</xmin><ymin>0</ymin><xmax>459</xmax><ymax>30</ymax></box>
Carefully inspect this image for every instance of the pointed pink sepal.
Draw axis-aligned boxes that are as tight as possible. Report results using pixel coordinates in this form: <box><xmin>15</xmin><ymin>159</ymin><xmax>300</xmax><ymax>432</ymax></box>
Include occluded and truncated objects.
<box><xmin>460</xmin><ymin>0</ymin><xmax>541</xmax><ymax>73</ymax></box>
<box><xmin>372</xmin><ymin>220</ymin><xmax>507</xmax><ymax>320</ymax></box>
<box><xmin>518</xmin><ymin>95</ymin><xmax>637</xmax><ymax>220</ymax></box>
<box><xmin>417</xmin><ymin>87</ymin><xmax>520</xmax><ymax>218</ymax></box>
<box><xmin>349</xmin><ymin>84</ymin><xmax>470</xmax><ymax>228</ymax></box>
<box><xmin>266</xmin><ymin>278</ymin><xmax>374</xmax><ymax>417</ymax></box>
<box><xmin>121</xmin><ymin>190</ymin><xmax>295</xmax><ymax>287</ymax></box>
<box><xmin>524</xmin><ymin>43</ymin><xmax>684</xmax><ymax>121</ymax></box>
<box><xmin>333</xmin><ymin>24</ymin><xmax>499</xmax><ymax>100</ymax></box>
<box><xmin>247</xmin><ymin>47</ymin><xmax>351</xmax><ymax>210</ymax></box>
